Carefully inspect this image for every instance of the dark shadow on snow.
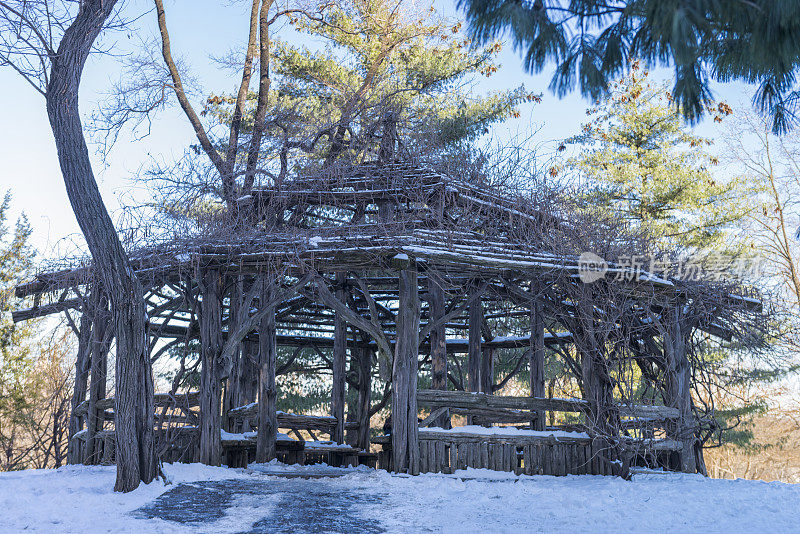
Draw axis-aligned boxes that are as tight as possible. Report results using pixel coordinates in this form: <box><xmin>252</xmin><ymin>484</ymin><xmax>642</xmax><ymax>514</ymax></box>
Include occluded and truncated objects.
<box><xmin>134</xmin><ymin>477</ymin><xmax>385</xmax><ymax>533</ymax></box>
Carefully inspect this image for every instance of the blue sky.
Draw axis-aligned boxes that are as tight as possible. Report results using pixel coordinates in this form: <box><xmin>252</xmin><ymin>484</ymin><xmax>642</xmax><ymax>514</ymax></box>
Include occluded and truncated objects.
<box><xmin>0</xmin><ymin>0</ymin><xmax>756</xmax><ymax>257</ymax></box>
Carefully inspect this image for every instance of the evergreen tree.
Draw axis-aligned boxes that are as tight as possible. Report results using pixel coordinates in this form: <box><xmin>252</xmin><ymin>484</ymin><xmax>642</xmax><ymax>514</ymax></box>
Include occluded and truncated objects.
<box><xmin>567</xmin><ymin>63</ymin><xmax>746</xmax><ymax>252</ymax></box>
<box><xmin>204</xmin><ymin>0</ymin><xmax>537</xmax><ymax>178</ymax></box>
<box><xmin>0</xmin><ymin>193</ymin><xmax>39</xmax><ymax>469</ymax></box>
<box><xmin>457</xmin><ymin>0</ymin><xmax>800</xmax><ymax>133</ymax></box>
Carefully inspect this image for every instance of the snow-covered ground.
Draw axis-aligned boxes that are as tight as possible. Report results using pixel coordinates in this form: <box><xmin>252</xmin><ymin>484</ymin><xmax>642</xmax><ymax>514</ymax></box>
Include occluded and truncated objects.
<box><xmin>1</xmin><ymin>462</ymin><xmax>799</xmax><ymax>533</ymax></box>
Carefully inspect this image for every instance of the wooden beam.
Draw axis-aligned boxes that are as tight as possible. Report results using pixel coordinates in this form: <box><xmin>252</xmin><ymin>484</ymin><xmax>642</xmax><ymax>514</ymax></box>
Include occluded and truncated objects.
<box><xmin>12</xmin><ymin>297</ymin><xmax>82</xmax><ymax>322</ymax></box>
<box><xmin>416</xmin><ymin>389</ymin><xmax>680</xmax><ymax>420</ymax></box>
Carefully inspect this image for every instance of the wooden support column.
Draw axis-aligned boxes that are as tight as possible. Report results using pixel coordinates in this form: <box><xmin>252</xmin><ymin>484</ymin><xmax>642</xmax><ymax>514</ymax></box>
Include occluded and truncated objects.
<box><xmin>664</xmin><ymin>304</ymin><xmax>698</xmax><ymax>474</ymax></box>
<box><xmin>84</xmin><ymin>293</ymin><xmax>110</xmax><ymax>465</ymax></box>
<box><xmin>223</xmin><ymin>275</ymin><xmax>243</xmax><ymax>432</ymax></box>
<box><xmin>353</xmin><ymin>344</ymin><xmax>373</xmax><ymax>450</ymax></box>
<box><xmin>238</xmin><ymin>339</ymin><xmax>259</xmax><ymax>412</ymax></box>
<box><xmin>392</xmin><ymin>267</ymin><xmax>420</xmax><ymax>475</ymax></box>
<box><xmin>467</xmin><ymin>296</ymin><xmax>482</xmax><ymax>393</ymax></box>
<box><xmin>427</xmin><ymin>272</ymin><xmax>449</xmax><ymax>428</ymax></box>
<box><xmin>67</xmin><ymin>304</ymin><xmax>93</xmax><ymax>464</ymax></box>
<box><xmin>199</xmin><ymin>269</ymin><xmax>223</xmax><ymax>466</ymax></box>
<box><xmin>480</xmin><ymin>347</ymin><xmax>494</xmax><ymax>395</ymax></box>
<box><xmin>241</xmin><ymin>280</ymin><xmax>261</xmax><ymax>408</ymax></box>
<box><xmin>530</xmin><ymin>298</ymin><xmax>545</xmax><ymax>431</ymax></box>
<box><xmin>256</xmin><ymin>278</ymin><xmax>278</xmax><ymax>463</ymax></box>
<box><xmin>332</xmin><ymin>272</ymin><xmax>348</xmax><ymax>444</ymax></box>
<box><xmin>427</xmin><ymin>272</ymin><xmax>447</xmax><ymax>391</ymax></box>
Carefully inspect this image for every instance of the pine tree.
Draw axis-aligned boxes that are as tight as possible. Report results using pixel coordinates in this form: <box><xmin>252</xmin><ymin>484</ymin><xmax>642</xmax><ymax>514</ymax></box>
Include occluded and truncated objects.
<box><xmin>204</xmin><ymin>0</ymin><xmax>538</xmax><ymax>177</ymax></box>
<box><xmin>0</xmin><ymin>193</ymin><xmax>38</xmax><ymax>470</ymax></box>
<box><xmin>456</xmin><ymin>0</ymin><xmax>800</xmax><ymax>133</ymax></box>
<box><xmin>568</xmin><ymin>63</ymin><xmax>746</xmax><ymax>252</ymax></box>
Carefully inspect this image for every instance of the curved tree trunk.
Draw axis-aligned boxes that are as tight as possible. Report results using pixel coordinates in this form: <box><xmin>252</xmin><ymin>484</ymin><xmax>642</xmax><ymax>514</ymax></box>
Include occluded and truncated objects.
<box><xmin>44</xmin><ymin>0</ymin><xmax>158</xmax><ymax>492</ymax></box>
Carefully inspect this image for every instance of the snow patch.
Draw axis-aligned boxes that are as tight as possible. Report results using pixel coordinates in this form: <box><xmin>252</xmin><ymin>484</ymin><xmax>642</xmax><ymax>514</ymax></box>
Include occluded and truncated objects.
<box><xmin>420</xmin><ymin>425</ymin><xmax>590</xmax><ymax>440</ymax></box>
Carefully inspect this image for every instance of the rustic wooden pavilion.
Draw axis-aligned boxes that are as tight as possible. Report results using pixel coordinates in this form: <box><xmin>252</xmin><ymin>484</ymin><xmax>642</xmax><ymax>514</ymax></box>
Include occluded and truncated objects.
<box><xmin>13</xmin><ymin>162</ymin><xmax>762</xmax><ymax>477</ymax></box>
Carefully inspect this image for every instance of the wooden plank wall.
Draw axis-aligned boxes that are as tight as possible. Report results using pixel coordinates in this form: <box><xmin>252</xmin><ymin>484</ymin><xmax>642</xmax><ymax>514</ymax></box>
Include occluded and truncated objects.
<box><xmin>416</xmin><ymin>437</ymin><xmax>619</xmax><ymax>476</ymax></box>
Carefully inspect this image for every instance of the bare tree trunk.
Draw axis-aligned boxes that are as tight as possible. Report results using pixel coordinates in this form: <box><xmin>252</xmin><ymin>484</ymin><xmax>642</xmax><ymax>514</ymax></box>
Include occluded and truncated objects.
<box><xmin>44</xmin><ymin>0</ymin><xmax>157</xmax><ymax>492</ymax></box>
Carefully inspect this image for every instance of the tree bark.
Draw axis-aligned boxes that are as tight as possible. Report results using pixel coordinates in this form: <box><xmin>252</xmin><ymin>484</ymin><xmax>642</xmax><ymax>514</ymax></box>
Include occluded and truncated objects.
<box><xmin>256</xmin><ymin>278</ymin><xmax>278</xmax><ymax>463</ymax></box>
<box><xmin>44</xmin><ymin>0</ymin><xmax>157</xmax><ymax>491</ymax></box>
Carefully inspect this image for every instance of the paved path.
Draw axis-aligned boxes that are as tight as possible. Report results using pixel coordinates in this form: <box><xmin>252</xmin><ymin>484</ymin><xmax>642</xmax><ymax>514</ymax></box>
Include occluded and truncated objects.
<box><xmin>134</xmin><ymin>477</ymin><xmax>386</xmax><ymax>533</ymax></box>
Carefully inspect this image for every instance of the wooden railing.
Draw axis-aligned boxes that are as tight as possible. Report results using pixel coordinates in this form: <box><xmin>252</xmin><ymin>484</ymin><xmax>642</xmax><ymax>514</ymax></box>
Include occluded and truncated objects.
<box><xmin>228</xmin><ymin>404</ymin><xmax>356</xmax><ymax>433</ymax></box>
<box><xmin>416</xmin><ymin>389</ymin><xmax>680</xmax><ymax>425</ymax></box>
<box><xmin>370</xmin><ymin>390</ymin><xmax>684</xmax><ymax>476</ymax></box>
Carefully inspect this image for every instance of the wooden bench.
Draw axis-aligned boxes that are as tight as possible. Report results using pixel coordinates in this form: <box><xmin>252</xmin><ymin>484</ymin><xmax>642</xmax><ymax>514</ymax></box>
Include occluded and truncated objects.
<box><xmin>224</xmin><ymin>406</ymin><xmax>370</xmax><ymax>468</ymax></box>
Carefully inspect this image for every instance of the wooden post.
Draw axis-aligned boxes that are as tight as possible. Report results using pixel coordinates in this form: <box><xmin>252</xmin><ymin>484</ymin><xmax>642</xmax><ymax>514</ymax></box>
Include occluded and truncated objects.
<box><xmin>578</xmin><ymin>296</ymin><xmax>612</xmax><ymax>437</ymax></box>
<box><xmin>239</xmin><ymin>340</ymin><xmax>259</xmax><ymax>409</ymax></box>
<box><xmin>68</xmin><ymin>301</ymin><xmax>93</xmax><ymax>464</ymax></box>
<box><xmin>480</xmin><ymin>347</ymin><xmax>494</xmax><ymax>396</ymax></box>
<box><xmin>427</xmin><ymin>272</ymin><xmax>449</xmax><ymax>428</ymax></box>
<box><xmin>332</xmin><ymin>272</ymin><xmax>348</xmax><ymax>444</ymax></box>
<box><xmin>664</xmin><ymin>304</ymin><xmax>698</xmax><ymax>474</ymax></box>
<box><xmin>347</xmin><ymin>342</ymin><xmax>372</xmax><ymax>450</ymax></box>
<box><xmin>427</xmin><ymin>273</ymin><xmax>447</xmax><ymax>391</ymax></box>
<box><xmin>84</xmin><ymin>293</ymin><xmax>110</xmax><ymax>465</ymax></box>
<box><xmin>223</xmin><ymin>275</ymin><xmax>243</xmax><ymax>432</ymax></box>
<box><xmin>467</xmin><ymin>296</ymin><xmax>482</xmax><ymax>393</ymax></box>
<box><xmin>356</xmin><ymin>345</ymin><xmax>373</xmax><ymax>450</ymax></box>
<box><xmin>392</xmin><ymin>267</ymin><xmax>420</xmax><ymax>475</ymax></box>
<box><xmin>530</xmin><ymin>298</ymin><xmax>545</xmax><ymax>431</ymax></box>
<box><xmin>256</xmin><ymin>278</ymin><xmax>278</xmax><ymax>463</ymax></box>
<box><xmin>199</xmin><ymin>269</ymin><xmax>223</xmax><ymax>466</ymax></box>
